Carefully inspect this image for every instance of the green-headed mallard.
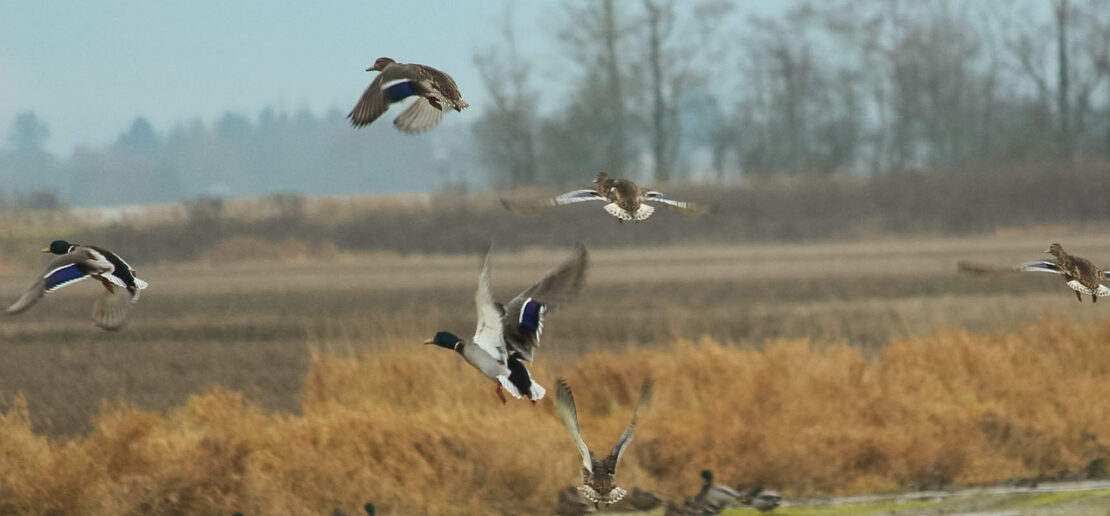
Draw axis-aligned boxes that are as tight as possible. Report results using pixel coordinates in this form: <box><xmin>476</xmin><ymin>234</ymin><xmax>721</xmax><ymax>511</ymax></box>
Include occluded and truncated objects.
<box><xmin>502</xmin><ymin>172</ymin><xmax>706</xmax><ymax>223</ymax></box>
<box><xmin>425</xmin><ymin>244</ymin><xmax>588</xmax><ymax>404</ymax></box>
<box><xmin>958</xmin><ymin>243</ymin><xmax>1110</xmax><ymax>302</ymax></box>
<box><xmin>348</xmin><ymin>57</ymin><xmax>469</xmax><ymax>134</ymax></box>
<box><xmin>693</xmin><ymin>470</ymin><xmax>742</xmax><ymax>510</ymax></box>
<box><xmin>554</xmin><ymin>378</ymin><xmax>653</xmax><ymax>508</ymax></box>
<box><xmin>6</xmin><ymin>240</ymin><xmax>148</xmax><ymax>329</ymax></box>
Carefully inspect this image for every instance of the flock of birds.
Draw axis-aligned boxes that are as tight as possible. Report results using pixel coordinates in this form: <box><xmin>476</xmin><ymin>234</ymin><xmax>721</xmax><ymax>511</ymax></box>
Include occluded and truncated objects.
<box><xmin>6</xmin><ymin>57</ymin><xmax>1110</xmax><ymax>515</ymax></box>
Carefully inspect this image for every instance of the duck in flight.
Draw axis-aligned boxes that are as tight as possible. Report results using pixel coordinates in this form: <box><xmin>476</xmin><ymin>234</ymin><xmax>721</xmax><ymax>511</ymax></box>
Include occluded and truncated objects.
<box><xmin>554</xmin><ymin>378</ymin><xmax>653</xmax><ymax>508</ymax></box>
<box><xmin>502</xmin><ymin>172</ymin><xmax>706</xmax><ymax>223</ymax></box>
<box><xmin>6</xmin><ymin>240</ymin><xmax>149</xmax><ymax>329</ymax></box>
<box><xmin>347</xmin><ymin>57</ymin><xmax>469</xmax><ymax>134</ymax></box>
<box><xmin>958</xmin><ymin>243</ymin><xmax>1110</xmax><ymax>302</ymax></box>
<box><xmin>424</xmin><ymin>244</ymin><xmax>588</xmax><ymax>404</ymax></box>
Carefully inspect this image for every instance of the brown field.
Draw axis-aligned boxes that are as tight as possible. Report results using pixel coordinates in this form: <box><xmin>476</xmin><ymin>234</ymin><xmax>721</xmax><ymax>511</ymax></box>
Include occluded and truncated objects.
<box><xmin>3</xmin><ymin>231</ymin><xmax>1110</xmax><ymax>514</ymax></box>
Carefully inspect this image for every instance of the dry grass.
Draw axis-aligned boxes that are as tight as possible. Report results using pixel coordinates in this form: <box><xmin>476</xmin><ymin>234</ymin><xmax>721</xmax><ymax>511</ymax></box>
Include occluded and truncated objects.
<box><xmin>3</xmin><ymin>235</ymin><xmax>1110</xmax><ymax>437</ymax></box>
<box><xmin>4</xmin><ymin>317</ymin><xmax>1110</xmax><ymax>515</ymax></box>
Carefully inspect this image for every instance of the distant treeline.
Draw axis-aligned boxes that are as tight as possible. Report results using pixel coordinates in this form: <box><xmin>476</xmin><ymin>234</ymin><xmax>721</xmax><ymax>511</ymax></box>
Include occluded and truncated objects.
<box><xmin>14</xmin><ymin>161</ymin><xmax>1101</xmax><ymax>264</ymax></box>
<box><xmin>0</xmin><ymin>109</ymin><xmax>454</xmax><ymax>207</ymax></box>
<box><xmin>3</xmin><ymin>0</ymin><xmax>1110</xmax><ymax>207</ymax></box>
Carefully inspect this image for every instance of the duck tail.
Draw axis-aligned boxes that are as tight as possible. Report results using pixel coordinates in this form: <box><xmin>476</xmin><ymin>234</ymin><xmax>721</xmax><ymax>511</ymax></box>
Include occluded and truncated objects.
<box><xmin>528</xmin><ymin>381</ymin><xmax>546</xmax><ymax>401</ymax></box>
<box><xmin>496</xmin><ymin>375</ymin><xmax>524</xmax><ymax>399</ymax></box>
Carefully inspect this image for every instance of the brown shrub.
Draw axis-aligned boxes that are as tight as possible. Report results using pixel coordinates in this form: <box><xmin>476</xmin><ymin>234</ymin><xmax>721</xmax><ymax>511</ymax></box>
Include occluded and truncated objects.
<box><xmin>4</xmin><ymin>316</ymin><xmax>1110</xmax><ymax>514</ymax></box>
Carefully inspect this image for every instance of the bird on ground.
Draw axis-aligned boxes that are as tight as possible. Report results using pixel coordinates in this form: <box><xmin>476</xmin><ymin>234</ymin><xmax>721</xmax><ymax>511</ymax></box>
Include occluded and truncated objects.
<box><xmin>693</xmin><ymin>470</ymin><xmax>744</xmax><ymax>510</ymax></box>
<box><xmin>663</xmin><ymin>497</ymin><xmax>719</xmax><ymax>516</ymax></box>
<box><xmin>348</xmin><ymin>57</ymin><xmax>469</xmax><ymax>134</ymax></box>
<box><xmin>6</xmin><ymin>240</ymin><xmax>148</xmax><ymax>329</ymax></box>
<box><xmin>555</xmin><ymin>485</ymin><xmax>590</xmax><ymax>516</ymax></box>
<box><xmin>957</xmin><ymin>243</ymin><xmax>1110</xmax><ymax>302</ymax></box>
<box><xmin>425</xmin><ymin>244</ymin><xmax>588</xmax><ymax>404</ymax></box>
<box><xmin>501</xmin><ymin>172</ymin><xmax>707</xmax><ymax>223</ymax></box>
<box><xmin>554</xmin><ymin>378</ymin><xmax>653</xmax><ymax>509</ymax></box>
<box><xmin>747</xmin><ymin>487</ymin><xmax>782</xmax><ymax>512</ymax></box>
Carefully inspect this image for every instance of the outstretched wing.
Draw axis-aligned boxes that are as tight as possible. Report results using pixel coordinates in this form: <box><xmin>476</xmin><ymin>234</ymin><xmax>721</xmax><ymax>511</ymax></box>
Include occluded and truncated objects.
<box><xmin>471</xmin><ymin>250</ymin><xmax>508</xmax><ymax>362</ymax></box>
<box><xmin>393</xmin><ymin>97</ymin><xmax>446</xmax><ymax>134</ymax></box>
<box><xmin>555</xmin><ymin>379</ymin><xmax>593</xmax><ymax>473</ymax></box>
<box><xmin>501</xmin><ymin>190</ymin><xmax>607</xmax><ymax>215</ymax></box>
<box><xmin>610</xmin><ymin>379</ymin><xmax>653</xmax><ymax>467</ymax></box>
<box><xmin>1015</xmin><ymin>260</ymin><xmax>1066</xmax><ymax>275</ymax></box>
<box><xmin>348</xmin><ymin>63</ymin><xmax>421</xmax><ymax>128</ymax></box>
<box><xmin>502</xmin><ymin>243</ymin><xmax>589</xmax><ymax>362</ymax></box>
<box><xmin>643</xmin><ymin>191</ymin><xmax>706</xmax><ymax>216</ymax></box>
<box><xmin>6</xmin><ymin>252</ymin><xmax>105</xmax><ymax>315</ymax></box>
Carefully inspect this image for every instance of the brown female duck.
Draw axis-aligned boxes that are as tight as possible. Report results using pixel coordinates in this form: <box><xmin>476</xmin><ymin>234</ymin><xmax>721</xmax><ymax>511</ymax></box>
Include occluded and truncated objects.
<box><xmin>503</xmin><ymin>172</ymin><xmax>706</xmax><ymax>223</ymax></box>
<box><xmin>1017</xmin><ymin>243</ymin><xmax>1109</xmax><ymax>302</ymax></box>
<box><xmin>554</xmin><ymin>378</ymin><xmax>653</xmax><ymax>508</ymax></box>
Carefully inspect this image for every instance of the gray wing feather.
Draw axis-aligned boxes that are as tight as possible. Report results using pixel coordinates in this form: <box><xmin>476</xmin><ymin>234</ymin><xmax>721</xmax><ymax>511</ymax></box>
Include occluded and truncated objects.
<box><xmin>1015</xmin><ymin>260</ymin><xmax>1066</xmax><ymax>275</ymax></box>
<box><xmin>555</xmin><ymin>379</ymin><xmax>593</xmax><ymax>473</ymax></box>
<box><xmin>347</xmin><ymin>72</ymin><xmax>392</xmax><ymax>128</ymax></box>
<box><xmin>610</xmin><ymin>379</ymin><xmax>653</xmax><ymax>466</ymax></box>
<box><xmin>393</xmin><ymin>98</ymin><xmax>445</xmax><ymax>134</ymax></box>
<box><xmin>6</xmin><ymin>252</ymin><xmax>101</xmax><ymax>314</ymax></box>
<box><xmin>472</xmin><ymin>250</ymin><xmax>508</xmax><ymax>361</ymax></box>
<box><xmin>643</xmin><ymin>191</ymin><xmax>706</xmax><ymax>215</ymax></box>
<box><xmin>502</xmin><ymin>243</ymin><xmax>589</xmax><ymax>361</ymax></box>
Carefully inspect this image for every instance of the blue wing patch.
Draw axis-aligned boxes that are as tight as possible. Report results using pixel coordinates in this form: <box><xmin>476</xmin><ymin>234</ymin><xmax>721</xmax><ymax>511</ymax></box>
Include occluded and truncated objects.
<box><xmin>44</xmin><ymin>264</ymin><xmax>88</xmax><ymax>292</ymax></box>
<box><xmin>519</xmin><ymin>298</ymin><xmax>545</xmax><ymax>332</ymax></box>
<box><xmin>384</xmin><ymin>81</ymin><xmax>416</xmax><ymax>102</ymax></box>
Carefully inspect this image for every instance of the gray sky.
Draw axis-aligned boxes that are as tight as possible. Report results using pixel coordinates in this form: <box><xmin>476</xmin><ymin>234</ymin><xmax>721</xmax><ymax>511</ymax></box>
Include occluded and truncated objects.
<box><xmin>0</xmin><ymin>1</ymin><xmax>552</xmax><ymax>154</ymax></box>
<box><xmin>1</xmin><ymin>1</ymin><xmax>785</xmax><ymax>155</ymax></box>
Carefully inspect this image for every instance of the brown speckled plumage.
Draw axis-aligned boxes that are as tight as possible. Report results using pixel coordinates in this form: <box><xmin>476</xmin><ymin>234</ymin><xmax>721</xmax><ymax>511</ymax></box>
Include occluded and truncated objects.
<box><xmin>554</xmin><ymin>378</ymin><xmax>653</xmax><ymax>509</ymax></box>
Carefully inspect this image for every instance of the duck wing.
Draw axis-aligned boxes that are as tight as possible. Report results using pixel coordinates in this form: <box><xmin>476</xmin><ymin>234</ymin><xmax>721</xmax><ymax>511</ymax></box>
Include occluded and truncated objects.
<box><xmin>393</xmin><ymin>97</ymin><xmax>445</xmax><ymax>134</ymax></box>
<box><xmin>471</xmin><ymin>250</ymin><xmax>509</xmax><ymax>363</ymax></box>
<box><xmin>6</xmin><ymin>249</ymin><xmax>112</xmax><ymax>314</ymax></box>
<box><xmin>555</xmin><ymin>379</ymin><xmax>594</xmax><ymax>474</ymax></box>
<box><xmin>502</xmin><ymin>243</ymin><xmax>588</xmax><ymax>362</ymax></box>
<box><xmin>643</xmin><ymin>191</ymin><xmax>706</xmax><ymax>216</ymax></box>
<box><xmin>501</xmin><ymin>189</ymin><xmax>607</xmax><ymax>215</ymax></box>
<box><xmin>1014</xmin><ymin>260</ymin><xmax>1066</xmax><ymax>275</ymax></box>
<box><xmin>609</xmin><ymin>379</ymin><xmax>653</xmax><ymax>468</ymax></box>
<box><xmin>348</xmin><ymin>63</ymin><xmax>422</xmax><ymax>128</ymax></box>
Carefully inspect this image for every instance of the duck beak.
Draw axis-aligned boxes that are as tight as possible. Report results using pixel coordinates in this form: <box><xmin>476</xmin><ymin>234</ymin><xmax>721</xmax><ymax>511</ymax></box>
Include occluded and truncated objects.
<box><xmin>423</xmin><ymin>338</ymin><xmax>435</xmax><ymax>345</ymax></box>
<box><xmin>40</xmin><ymin>247</ymin><xmax>50</xmax><ymax>253</ymax></box>
<box><xmin>365</xmin><ymin>67</ymin><xmax>374</xmax><ymax>71</ymax></box>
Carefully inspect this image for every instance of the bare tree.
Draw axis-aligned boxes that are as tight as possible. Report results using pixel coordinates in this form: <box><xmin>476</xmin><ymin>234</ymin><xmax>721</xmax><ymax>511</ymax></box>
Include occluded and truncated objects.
<box><xmin>472</xmin><ymin>4</ymin><xmax>539</xmax><ymax>188</ymax></box>
<box><xmin>557</xmin><ymin>0</ymin><xmax>635</xmax><ymax>177</ymax></box>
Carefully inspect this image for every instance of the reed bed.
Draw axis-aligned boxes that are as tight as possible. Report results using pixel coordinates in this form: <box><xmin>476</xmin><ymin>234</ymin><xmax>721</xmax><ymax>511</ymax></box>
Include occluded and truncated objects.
<box><xmin>3</xmin><ymin>315</ymin><xmax>1110</xmax><ymax>515</ymax></box>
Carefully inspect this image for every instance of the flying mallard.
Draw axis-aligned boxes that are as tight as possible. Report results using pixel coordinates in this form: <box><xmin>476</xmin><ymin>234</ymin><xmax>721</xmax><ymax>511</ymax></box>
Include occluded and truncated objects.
<box><xmin>425</xmin><ymin>244</ymin><xmax>588</xmax><ymax>404</ymax></box>
<box><xmin>957</xmin><ymin>243</ymin><xmax>1110</xmax><ymax>302</ymax></box>
<box><xmin>348</xmin><ymin>57</ymin><xmax>469</xmax><ymax>134</ymax></box>
<box><xmin>6</xmin><ymin>240</ymin><xmax>149</xmax><ymax>329</ymax></box>
<box><xmin>502</xmin><ymin>172</ymin><xmax>707</xmax><ymax>223</ymax></box>
<box><xmin>554</xmin><ymin>378</ymin><xmax>653</xmax><ymax>508</ymax></box>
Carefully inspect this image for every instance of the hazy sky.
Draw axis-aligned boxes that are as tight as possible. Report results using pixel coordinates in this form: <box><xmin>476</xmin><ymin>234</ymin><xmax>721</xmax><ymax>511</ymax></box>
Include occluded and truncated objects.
<box><xmin>1</xmin><ymin>1</ymin><xmax>784</xmax><ymax>155</ymax></box>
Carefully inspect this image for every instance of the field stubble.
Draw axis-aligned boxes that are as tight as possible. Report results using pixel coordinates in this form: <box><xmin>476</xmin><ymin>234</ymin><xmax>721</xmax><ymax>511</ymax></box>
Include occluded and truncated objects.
<box><xmin>2</xmin><ymin>234</ymin><xmax>1110</xmax><ymax>514</ymax></box>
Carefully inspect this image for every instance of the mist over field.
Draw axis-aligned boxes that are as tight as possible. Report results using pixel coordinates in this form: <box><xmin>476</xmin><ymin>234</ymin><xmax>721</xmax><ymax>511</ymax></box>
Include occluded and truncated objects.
<box><xmin>4</xmin><ymin>1</ymin><xmax>1110</xmax><ymax>515</ymax></box>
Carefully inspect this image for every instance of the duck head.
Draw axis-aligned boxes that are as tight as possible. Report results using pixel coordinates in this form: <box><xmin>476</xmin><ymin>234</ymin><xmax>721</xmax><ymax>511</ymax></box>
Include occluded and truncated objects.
<box><xmin>1046</xmin><ymin>243</ymin><xmax>1066</xmax><ymax>258</ymax></box>
<box><xmin>364</xmin><ymin>502</ymin><xmax>375</xmax><ymax>516</ymax></box>
<box><xmin>700</xmin><ymin>469</ymin><xmax>714</xmax><ymax>483</ymax></box>
<box><xmin>424</xmin><ymin>331</ymin><xmax>461</xmax><ymax>350</ymax></box>
<box><xmin>594</xmin><ymin>172</ymin><xmax>609</xmax><ymax>184</ymax></box>
<box><xmin>366</xmin><ymin>57</ymin><xmax>396</xmax><ymax>72</ymax></box>
<box><xmin>42</xmin><ymin>240</ymin><xmax>75</xmax><ymax>255</ymax></box>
